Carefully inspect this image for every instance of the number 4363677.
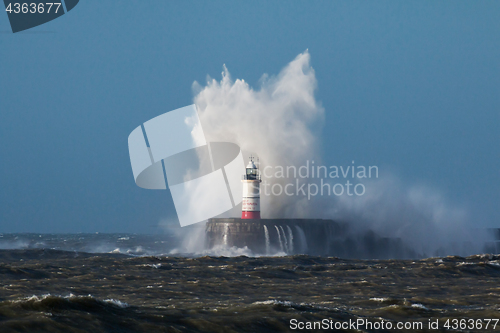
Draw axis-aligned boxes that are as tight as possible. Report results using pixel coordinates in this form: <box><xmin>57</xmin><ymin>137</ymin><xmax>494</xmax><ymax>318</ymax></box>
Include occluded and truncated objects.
<box><xmin>444</xmin><ymin>318</ymin><xmax>498</xmax><ymax>330</ymax></box>
<box><xmin>5</xmin><ymin>3</ymin><xmax>62</xmax><ymax>14</ymax></box>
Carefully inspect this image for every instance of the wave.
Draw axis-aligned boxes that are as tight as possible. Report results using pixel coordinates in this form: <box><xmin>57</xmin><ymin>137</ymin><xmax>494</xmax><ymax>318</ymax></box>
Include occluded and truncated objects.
<box><xmin>7</xmin><ymin>294</ymin><xmax>129</xmax><ymax>310</ymax></box>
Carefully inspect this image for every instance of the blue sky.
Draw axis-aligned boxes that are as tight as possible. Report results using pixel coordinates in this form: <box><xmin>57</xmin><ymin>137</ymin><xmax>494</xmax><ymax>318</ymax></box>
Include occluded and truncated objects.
<box><xmin>0</xmin><ymin>1</ymin><xmax>498</xmax><ymax>233</ymax></box>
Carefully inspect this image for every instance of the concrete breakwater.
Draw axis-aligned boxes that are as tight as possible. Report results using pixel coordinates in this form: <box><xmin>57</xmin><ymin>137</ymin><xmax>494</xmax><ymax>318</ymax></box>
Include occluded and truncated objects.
<box><xmin>205</xmin><ymin>218</ymin><xmax>417</xmax><ymax>258</ymax></box>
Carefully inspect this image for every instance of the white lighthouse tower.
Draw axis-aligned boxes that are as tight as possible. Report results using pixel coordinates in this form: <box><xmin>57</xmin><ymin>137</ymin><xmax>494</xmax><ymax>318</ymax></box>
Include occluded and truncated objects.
<box><xmin>241</xmin><ymin>156</ymin><xmax>261</xmax><ymax>219</ymax></box>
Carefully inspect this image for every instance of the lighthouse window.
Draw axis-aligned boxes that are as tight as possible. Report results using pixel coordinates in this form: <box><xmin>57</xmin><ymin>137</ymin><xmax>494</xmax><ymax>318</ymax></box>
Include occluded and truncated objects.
<box><xmin>246</xmin><ymin>168</ymin><xmax>257</xmax><ymax>179</ymax></box>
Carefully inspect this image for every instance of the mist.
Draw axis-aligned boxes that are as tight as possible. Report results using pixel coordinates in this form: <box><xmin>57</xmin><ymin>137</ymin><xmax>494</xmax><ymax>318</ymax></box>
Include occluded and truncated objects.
<box><xmin>173</xmin><ymin>50</ymin><xmax>493</xmax><ymax>257</ymax></box>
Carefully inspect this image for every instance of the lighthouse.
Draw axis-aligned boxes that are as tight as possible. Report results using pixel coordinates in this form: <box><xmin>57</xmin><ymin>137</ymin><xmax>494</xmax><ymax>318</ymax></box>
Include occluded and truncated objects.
<box><xmin>241</xmin><ymin>156</ymin><xmax>261</xmax><ymax>219</ymax></box>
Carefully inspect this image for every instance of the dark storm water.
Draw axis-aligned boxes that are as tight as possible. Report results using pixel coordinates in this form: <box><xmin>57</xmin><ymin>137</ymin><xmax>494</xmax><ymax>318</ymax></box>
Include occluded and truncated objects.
<box><xmin>0</xmin><ymin>234</ymin><xmax>499</xmax><ymax>332</ymax></box>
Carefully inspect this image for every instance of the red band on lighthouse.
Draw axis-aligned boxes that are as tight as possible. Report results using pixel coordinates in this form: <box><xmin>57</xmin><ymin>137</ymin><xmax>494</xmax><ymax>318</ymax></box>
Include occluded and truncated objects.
<box><xmin>242</xmin><ymin>211</ymin><xmax>261</xmax><ymax>219</ymax></box>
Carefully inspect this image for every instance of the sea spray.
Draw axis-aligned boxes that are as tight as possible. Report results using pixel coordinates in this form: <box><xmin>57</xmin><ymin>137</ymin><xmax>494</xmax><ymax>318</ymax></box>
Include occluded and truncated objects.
<box><xmin>263</xmin><ymin>225</ymin><xmax>270</xmax><ymax>254</ymax></box>
<box><xmin>286</xmin><ymin>225</ymin><xmax>294</xmax><ymax>253</ymax></box>
<box><xmin>223</xmin><ymin>224</ymin><xmax>229</xmax><ymax>247</ymax></box>
<box><xmin>275</xmin><ymin>226</ymin><xmax>284</xmax><ymax>252</ymax></box>
<box><xmin>178</xmin><ymin>51</ymin><xmax>491</xmax><ymax>257</ymax></box>
<box><xmin>279</xmin><ymin>226</ymin><xmax>289</xmax><ymax>253</ymax></box>
<box><xmin>295</xmin><ymin>226</ymin><xmax>308</xmax><ymax>253</ymax></box>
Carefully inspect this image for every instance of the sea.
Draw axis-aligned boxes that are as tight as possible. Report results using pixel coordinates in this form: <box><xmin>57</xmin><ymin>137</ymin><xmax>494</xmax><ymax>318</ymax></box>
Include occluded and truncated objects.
<box><xmin>0</xmin><ymin>233</ymin><xmax>499</xmax><ymax>332</ymax></box>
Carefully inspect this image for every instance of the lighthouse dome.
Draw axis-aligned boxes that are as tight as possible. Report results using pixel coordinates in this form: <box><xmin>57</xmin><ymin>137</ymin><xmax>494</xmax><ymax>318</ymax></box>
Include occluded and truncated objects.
<box><xmin>246</xmin><ymin>160</ymin><xmax>257</xmax><ymax>169</ymax></box>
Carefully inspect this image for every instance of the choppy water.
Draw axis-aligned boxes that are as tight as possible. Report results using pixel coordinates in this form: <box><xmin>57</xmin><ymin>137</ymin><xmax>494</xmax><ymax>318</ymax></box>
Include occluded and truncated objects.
<box><xmin>0</xmin><ymin>234</ymin><xmax>499</xmax><ymax>332</ymax></box>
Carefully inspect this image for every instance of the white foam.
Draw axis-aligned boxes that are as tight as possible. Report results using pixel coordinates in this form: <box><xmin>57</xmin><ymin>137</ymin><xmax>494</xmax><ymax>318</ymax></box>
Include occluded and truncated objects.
<box><xmin>252</xmin><ymin>299</ymin><xmax>334</xmax><ymax>311</ymax></box>
<box><xmin>457</xmin><ymin>262</ymin><xmax>475</xmax><ymax>266</ymax></box>
<box><xmin>411</xmin><ymin>303</ymin><xmax>429</xmax><ymax>310</ymax></box>
<box><xmin>103</xmin><ymin>299</ymin><xmax>129</xmax><ymax>308</ymax></box>
<box><xmin>12</xmin><ymin>294</ymin><xmax>129</xmax><ymax>309</ymax></box>
<box><xmin>197</xmin><ymin>245</ymin><xmax>254</xmax><ymax>257</ymax></box>
<box><xmin>252</xmin><ymin>300</ymin><xmax>293</xmax><ymax>306</ymax></box>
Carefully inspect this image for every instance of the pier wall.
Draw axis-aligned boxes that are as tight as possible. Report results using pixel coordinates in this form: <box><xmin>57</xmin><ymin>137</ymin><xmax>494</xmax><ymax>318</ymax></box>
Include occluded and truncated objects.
<box><xmin>205</xmin><ymin>218</ymin><xmax>417</xmax><ymax>258</ymax></box>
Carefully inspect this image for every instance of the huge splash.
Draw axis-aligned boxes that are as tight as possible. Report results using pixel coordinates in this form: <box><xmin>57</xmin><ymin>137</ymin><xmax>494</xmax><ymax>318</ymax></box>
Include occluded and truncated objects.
<box><xmin>171</xmin><ymin>51</ymin><xmax>493</xmax><ymax>258</ymax></box>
